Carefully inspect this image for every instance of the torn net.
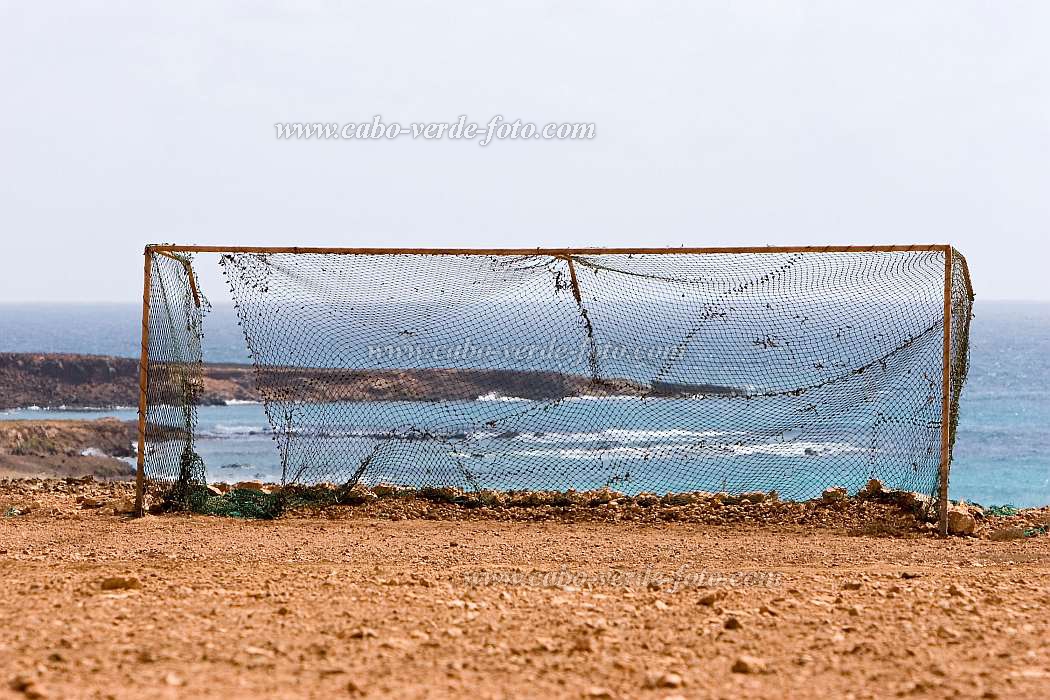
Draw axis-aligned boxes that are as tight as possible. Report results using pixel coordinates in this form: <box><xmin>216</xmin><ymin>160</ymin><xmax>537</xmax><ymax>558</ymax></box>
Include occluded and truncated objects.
<box><xmin>143</xmin><ymin>249</ymin><xmax>973</xmax><ymax>506</ymax></box>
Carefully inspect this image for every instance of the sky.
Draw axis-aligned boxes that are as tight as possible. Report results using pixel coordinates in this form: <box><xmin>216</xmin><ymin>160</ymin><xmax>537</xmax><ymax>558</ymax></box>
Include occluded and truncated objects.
<box><xmin>0</xmin><ymin>1</ymin><xmax>1047</xmax><ymax>302</ymax></box>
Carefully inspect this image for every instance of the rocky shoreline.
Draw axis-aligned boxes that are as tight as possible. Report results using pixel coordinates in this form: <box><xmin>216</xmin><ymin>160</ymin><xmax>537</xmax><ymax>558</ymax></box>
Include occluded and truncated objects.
<box><xmin>0</xmin><ymin>352</ymin><xmax>646</xmax><ymax>410</ymax></box>
<box><xmin>0</xmin><ymin>418</ymin><xmax>137</xmax><ymax>479</ymax></box>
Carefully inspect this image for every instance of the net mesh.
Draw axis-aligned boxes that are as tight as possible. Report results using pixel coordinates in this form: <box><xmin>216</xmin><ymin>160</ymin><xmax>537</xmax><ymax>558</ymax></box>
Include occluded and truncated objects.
<box><xmin>140</xmin><ymin>248</ymin><xmax>974</xmax><ymax>512</ymax></box>
<box><xmin>141</xmin><ymin>252</ymin><xmax>210</xmax><ymax>508</ymax></box>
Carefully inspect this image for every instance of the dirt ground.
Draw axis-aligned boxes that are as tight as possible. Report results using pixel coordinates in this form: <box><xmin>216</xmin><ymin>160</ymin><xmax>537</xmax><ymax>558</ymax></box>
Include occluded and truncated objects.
<box><xmin>1</xmin><ymin>482</ymin><xmax>1049</xmax><ymax>699</ymax></box>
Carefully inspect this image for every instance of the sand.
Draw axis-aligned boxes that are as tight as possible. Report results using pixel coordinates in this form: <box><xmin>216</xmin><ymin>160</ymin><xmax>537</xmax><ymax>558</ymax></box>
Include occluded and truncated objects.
<box><xmin>1</xmin><ymin>480</ymin><xmax>1049</xmax><ymax>699</ymax></box>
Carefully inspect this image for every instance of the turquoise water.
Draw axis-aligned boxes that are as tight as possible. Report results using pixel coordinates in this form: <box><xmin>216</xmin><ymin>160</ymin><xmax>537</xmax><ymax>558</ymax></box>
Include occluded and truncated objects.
<box><xmin>0</xmin><ymin>301</ymin><xmax>1047</xmax><ymax>506</ymax></box>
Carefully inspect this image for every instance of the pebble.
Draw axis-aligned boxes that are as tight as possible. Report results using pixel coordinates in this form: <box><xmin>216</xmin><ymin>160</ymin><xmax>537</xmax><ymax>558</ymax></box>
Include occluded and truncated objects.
<box><xmin>645</xmin><ymin>671</ymin><xmax>683</xmax><ymax>688</ymax></box>
<box><xmin>723</xmin><ymin>616</ymin><xmax>742</xmax><ymax>630</ymax></box>
<box><xmin>731</xmin><ymin>655</ymin><xmax>769</xmax><ymax>674</ymax></box>
<box><xmin>100</xmin><ymin>576</ymin><xmax>141</xmax><ymax>591</ymax></box>
<box><xmin>821</xmin><ymin>487</ymin><xmax>848</xmax><ymax>503</ymax></box>
<box><xmin>349</xmin><ymin>627</ymin><xmax>378</xmax><ymax>639</ymax></box>
<box><xmin>10</xmin><ymin>675</ymin><xmax>48</xmax><ymax>699</ymax></box>
<box><xmin>698</xmin><ymin>590</ymin><xmax>726</xmax><ymax>606</ymax></box>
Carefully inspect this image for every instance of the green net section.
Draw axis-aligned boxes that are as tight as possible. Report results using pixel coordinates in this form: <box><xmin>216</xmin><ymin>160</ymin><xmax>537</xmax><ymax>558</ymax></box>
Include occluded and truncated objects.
<box><xmin>141</xmin><ymin>248</ymin><xmax>974</xmax><ymax>516</ymax></box>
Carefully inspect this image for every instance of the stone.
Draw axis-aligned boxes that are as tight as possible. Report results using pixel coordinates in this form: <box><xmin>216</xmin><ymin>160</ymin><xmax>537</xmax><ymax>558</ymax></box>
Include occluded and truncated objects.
<box><xmin>731</xmin><ymin>655</ymin><xmax>769</xmax><ymax>674</ymax></box>
<box><xmin>723</xmin><ymin>616</ymin><xmax>742</xmax><ymax>630</ymax></box>
<box><xmin>100</xmin><ymin>498</ymin><xmax>135</xmax><ymax>515</ymax></box>
<box><xmin>100</xmin><ymin>576</ymin><xmax>142</xmax><ymax>591</ymax></box>
<box><xmin>583</xmin><ymin>688</ymin><xmax>614</xmax><ymax>699</ymax></box>
<box><xmin>821</xmin><ymin>487</ymin><xmax>848</xmax><ymax>503</ymax></box>
<box><xmin>946</xmin><ymin>507</ymin><xmax>976</xmax><ymax>536</ymax></box>
<box><xmin>644</xmin><ymin>671</ymin><xmax>684</xmax><ymax>689</ymax></box>
<box><xmin>858</xmin><ymin>479</ymin><xmax>885</xmax><ymax>499</ymax></box>
<box><xmin>232</xmin><ymin>481</ymin><xmax>267</xmax><ymax>493</ymax></box>
<box><xmin>697</xmin><ymin>589</ymin><xmax>726</xmax><ymax>606</ymax></box>
<box><xmin>349</xmin><ymin>627</ymin><xmax>378</xmax><ymax>639</ymax></box>
<box><xmin>10</xmin><ymin>675</ymin><xmax>48</xmax><ymax>699</ymax></box>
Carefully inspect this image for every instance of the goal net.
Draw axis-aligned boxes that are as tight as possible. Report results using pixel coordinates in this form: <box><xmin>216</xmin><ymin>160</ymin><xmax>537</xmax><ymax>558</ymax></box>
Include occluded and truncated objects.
<box><xmin>137</xmin><ymin>246</ymin><xmax>973</xmax><ymax>515</ymax></box>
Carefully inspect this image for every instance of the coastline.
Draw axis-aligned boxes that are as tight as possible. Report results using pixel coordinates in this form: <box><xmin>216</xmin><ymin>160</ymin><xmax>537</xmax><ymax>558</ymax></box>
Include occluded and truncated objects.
<box><xmin>0</xmin><ymin>418</ymin><xmax>137</xmax><ymax>479</ymax></box>
<box><xmin>0</xmin><ymin>352</ymin><xmax>652</xmax><ymax>410</ymax></box>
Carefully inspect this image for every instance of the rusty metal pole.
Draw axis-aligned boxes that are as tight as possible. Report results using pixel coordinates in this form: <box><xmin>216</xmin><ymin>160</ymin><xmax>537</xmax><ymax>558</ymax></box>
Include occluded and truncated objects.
<box><xmin>133</xmin><ymin>247</ymin><xmax>153</xmax><ymax>517</ymax></box>
<box><xmin>938</xmin><ymin>246</ymin><xmax>954</xmax><ymax>535</ymax></box>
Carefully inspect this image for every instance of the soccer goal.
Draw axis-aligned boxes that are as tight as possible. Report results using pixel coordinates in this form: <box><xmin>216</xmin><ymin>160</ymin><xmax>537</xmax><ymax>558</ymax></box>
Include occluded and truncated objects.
<box><xmin>134</xmin><ymin>245</ymin><xmax>973</xmax><ymax>530</ymax></box>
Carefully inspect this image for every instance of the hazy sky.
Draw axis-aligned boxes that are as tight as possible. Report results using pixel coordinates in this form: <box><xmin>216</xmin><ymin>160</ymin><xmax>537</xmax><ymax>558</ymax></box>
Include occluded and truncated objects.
<box><xmin>1</xmin><ymin>1</ymin><xmax>1047</xmax><ymax>302</ymax></box>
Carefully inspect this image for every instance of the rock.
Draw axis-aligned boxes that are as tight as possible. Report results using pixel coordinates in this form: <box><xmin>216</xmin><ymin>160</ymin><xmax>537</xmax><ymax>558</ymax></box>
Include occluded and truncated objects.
<box><xmin>723</xmin><ymin>616</ymin><xmax>742</xmax><ymax>630</ymax></box>
<box><xmin>842</xmin><ymin>581</ymin><xmax>862</xmax><ymax>590</ymax></box>
<box><xmin>100</xmin><ymin>576</ymin><xmax>141</xmax><ymax>591</ymax></box>
<box><xmin>244</xmin><ymin>645</ymin><xmax>274</xmax><ymax>658</ymax></box>
<box><xmin>989</xmin><ymin>527</ymin><xmax>1025</xmax><ymax>541</ymax></box>
<box><xmin>698</xmin><ymin>589</ymin><xmax>726</xmax><ymax>606</ymax></box>
<box><xmin>100</xmin><ymin>498</ymin><xmax>135</xmax><ymax>515</ymax></box>
<box><xmin>731</xmin><ymin>655</ymin><xmax>768</xmax><ymax>674</ymax></box>
<box><xmin>858</xmin><ymin>479</ymin><xmax>884</xmax><ymax>499</ymax></box>
<box><xmin>232</xmin><ymin>481</ymin><xmax>267</xmax><ymax>493</ymax></box>
<box><xmin>583</xmin><ymin>688</ymin><xmax>614</xmax><ymax>699</ymax></box>
<box><xmin>946</xmin><ymin>507</ymin><xmax>976</xmax><ymax>536</ymax></box>
<box><xmin>821</xmin><ymin>487</ymin><xmax>848</xmax><ymax>504</ymax></box>
<box><xmin>78</xmin><ymin>496</ymin><xmax>103</xmax><ymax>509</ymax></box>
<box><xmin>644</xmin><ymin>671</ymin><xmax>684</xmax><ymax>688</ymax></box>
<box><xmin>349</xmin><ymin>627</ymin><xmax>378</xmax><ymax>639</ymax></box>
<box><xmin>10</xmin><ymin>675</ymin><xmax>48</xmax><ymax>699</ymax></box>
<box><xmin>373</xmin><ymin>484</ymin><xmax>398</xmax><ymax>497</ymax></box>
<box><xmin>948</xmin><ymin>584</ymin><xmax>970</xmax><ymax>598</ymax></box>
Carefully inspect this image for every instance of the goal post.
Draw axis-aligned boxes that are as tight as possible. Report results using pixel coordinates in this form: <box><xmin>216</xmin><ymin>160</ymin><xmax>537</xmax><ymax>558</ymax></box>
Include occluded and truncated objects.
<box><xmin>134</xmin><ymin>244</ymin><xmax>973</xmax><ymax>529</ymax></box>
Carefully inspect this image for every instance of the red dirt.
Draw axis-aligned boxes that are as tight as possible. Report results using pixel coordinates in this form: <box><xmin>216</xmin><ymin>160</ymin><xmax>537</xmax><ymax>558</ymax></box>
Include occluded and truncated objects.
<box><xmin>1</xmin><ymin>481</ymin><xmax>1048</xmax><ymax>699</ymax></box>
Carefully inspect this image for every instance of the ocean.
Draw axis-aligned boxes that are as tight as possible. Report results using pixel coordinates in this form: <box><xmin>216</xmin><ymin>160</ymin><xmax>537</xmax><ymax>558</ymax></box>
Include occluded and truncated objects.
<box><xmin>1</xmin><ymin>301</ymin><xmax>1047</xmax><ymax>506</ymax></box>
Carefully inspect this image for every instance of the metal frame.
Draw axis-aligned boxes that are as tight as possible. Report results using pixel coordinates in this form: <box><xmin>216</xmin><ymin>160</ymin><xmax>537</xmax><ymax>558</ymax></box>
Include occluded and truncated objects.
<box><xmin>147</xmin><ymin>244</ymin><xmax>946</xmax><ymax>256</ymax></box>
<box><xmin>134</xmin><ymin>243</ymin><xmax>957</xmax><ymax>530</ymax></box>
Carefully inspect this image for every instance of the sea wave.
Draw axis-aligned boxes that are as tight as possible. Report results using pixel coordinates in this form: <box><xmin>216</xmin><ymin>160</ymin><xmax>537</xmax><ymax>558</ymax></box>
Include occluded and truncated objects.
<box><xmin>476</xmin><ymin>392</ymin><xmax>532</xmax><ymax>403</ymax></box>
<box><xmin>451</xmin><ymin>439</ymin><xmax>861</xmax><ymax>461</ymax></box>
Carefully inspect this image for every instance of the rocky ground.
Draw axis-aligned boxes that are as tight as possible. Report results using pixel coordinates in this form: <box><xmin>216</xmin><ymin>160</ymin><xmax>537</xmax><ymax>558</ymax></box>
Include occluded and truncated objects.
<box><xmin>1</xmin><ymin>479</ymin><xmax>1049</xmax><ymax>699</ymax></box>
